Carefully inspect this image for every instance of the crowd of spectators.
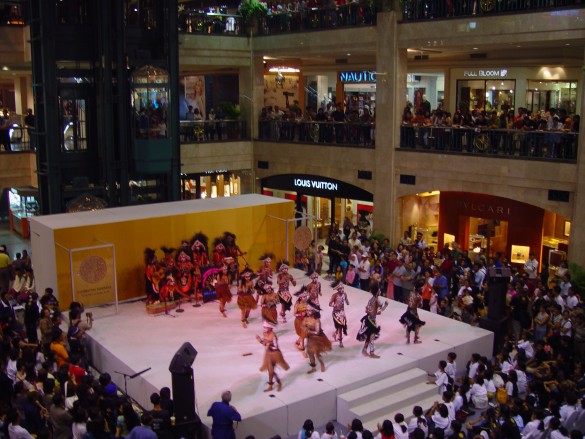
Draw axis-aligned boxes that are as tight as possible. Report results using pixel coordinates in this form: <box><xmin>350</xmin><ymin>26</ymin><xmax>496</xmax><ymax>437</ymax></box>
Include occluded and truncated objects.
<box><xmin>259</xmin><ymin>102</ymin><xmax>375</xmax><ymax>145</ymax></box>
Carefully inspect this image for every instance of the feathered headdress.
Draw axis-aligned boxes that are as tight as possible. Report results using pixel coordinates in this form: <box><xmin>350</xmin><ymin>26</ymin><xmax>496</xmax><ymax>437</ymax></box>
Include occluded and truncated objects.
<box><xmin>190</xmin><ymin>232</ymin><xmax>209</xmax><ymax>252</ymax></box>
<box><xmin>160</xmin><ymin>246</ymin><xmax>176</xmax><ymax>255</ymax></box>
<box><xmin>276</xmin><ymin>259</ymin><xmax>290</xmax><ymax>272</ymax></box>
<box><xmin>258</xmin><ymin>252</ymin><xmax>275</xmax><ymax>261</ymax></box>
<box><xmin>144</xmin><ymin>248</ymin><xmax>157</xmax><ymax>265</ymax></box>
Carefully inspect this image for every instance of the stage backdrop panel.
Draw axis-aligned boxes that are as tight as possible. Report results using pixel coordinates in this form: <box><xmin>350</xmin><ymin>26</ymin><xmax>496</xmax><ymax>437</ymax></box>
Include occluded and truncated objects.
<box><xmin>30</xmin><ymin>195</ymin><xmax>295</xmax><ymax>308</ymax></box>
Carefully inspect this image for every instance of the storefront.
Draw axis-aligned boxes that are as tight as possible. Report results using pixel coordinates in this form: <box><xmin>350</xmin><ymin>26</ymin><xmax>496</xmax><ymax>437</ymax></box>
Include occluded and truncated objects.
<box><xmin>180</xmin><ymin>169</ymin><xmax>253</xmax><ymax>200</ymax></box>
<box><xmin>450</xmin><ymin>66</ymin><xmax>580</xmax><ymax>115</ymax></box>
<box><xmin>339</xmin><ymin>70</ymin><xmax>377</xmax><ymax>115</ymax></box>
<box><xmin>8</xmin><ymin>186</ymin><xmax>39</xmax><ymax>238</ymax></box>
<box><xmin>401</xmin><ymin>191</ymin><xmax>569</xmax><ymax>270</ymax></box>
<box><xmin>407</xmin><ymin>72</ymin><xmax>445</xmax><ymax>113</ymax></box>
<box><xmin>261</xmin><ymin>174</ymin><xmax>373</xmax><ymax>237</ymax></box>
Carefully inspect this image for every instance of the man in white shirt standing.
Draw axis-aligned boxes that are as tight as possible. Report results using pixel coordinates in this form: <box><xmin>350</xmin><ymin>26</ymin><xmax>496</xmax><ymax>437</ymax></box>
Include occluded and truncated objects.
<box><xmin>524</xmin><ymin>252</ymin><xmax>538</xmax><ymax>280</ymax></box>
<box><xmin>358</xmin><ymin>253</ymin><xmax>371</xmax><ymax>291</ymax></box>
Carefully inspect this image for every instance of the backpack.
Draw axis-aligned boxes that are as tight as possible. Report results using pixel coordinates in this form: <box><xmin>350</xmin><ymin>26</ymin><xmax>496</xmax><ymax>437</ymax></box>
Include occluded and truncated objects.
<box><xmin>496</xmin><ymin>386</ymin><xmax>508</xmax><ymax>405</ymax></box>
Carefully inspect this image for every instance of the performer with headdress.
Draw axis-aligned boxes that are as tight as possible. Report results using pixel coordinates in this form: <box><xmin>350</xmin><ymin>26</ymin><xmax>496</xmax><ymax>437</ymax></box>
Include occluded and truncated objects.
<box><xmin>212</xmin><ymin>240</ymin><xmax>228</xmax><ymax>267</ymax></box>
<box><xmin>190</xmin><ymin>232</ymin><xmax>209</xmax><ymax>300</ymax></box>
<box><xmin>356</xmin><ymin>282</ymin><xmax>388</xmax><ymax>358</ymax></box>
<box><xmin>223</xmin><ymin>232</ymin><xmax>246</xmax><ymax>284</ymax></box>
<box><xmin>159</xmin><ymin>246</ymin><xmax>176</xmax><ymax>270</ymax></box>
<box><xmin>160</xmin><ymin>273</ymin><xmax>178</xmax><ymax>302</ymax></box>
<box><xmin>256</xmin><ymin>321</ymin><xmax>289</xmax><ymax>392</ymax></box>
<box><xmin>400</xmin><ymin>288</ymin><xmax>425</xmax><ymax>344</ymax></box>
<box><xmin>329</xmin><ymin>281</ymin><xmax>350</xmax><ymax>348</ymax></box>
<box><xmin>174</xmin><ymin>243</ymin><xmax>194</xmax><ymax>299</ymax></box>
<box><xmin>144</xmin><ymin>248</ymin><xmax>164</xmax><ymax>304</ymax></box>
<box><xmin>306</xmin><ymin>272</ymin><xmax>322</xmax><ymax>308</ymax></box>
<box><xmin>293</xmin><ymin>286</ymin><xmax>309</xmax><ymax>351</ymax></box>
<box><xmin>303</xmin><ymin>308</ymin><xmax>332</xmax><ymax>373</ymax></box>
<box><xmin>259</xmin><ymin>285</ymin><xmax>279</xmax><ymax>325</ymax></box>
<box><xmin>276</xmin><ymin>262</ymin><xmax>296</xmax><ymax>323</ymax></box>
<box><xmin>237</xmin><ymin>271</ymin><xmax>257</xmax><ymax>328</ymax></box>
<box><xmin>256</xmin><ymin>254</ymin><xmax>274</xmax><ymax>285</ymax></box>
<box><xmin>216</xmin><ymin>265</ymin><xmax>232</xmax><ymax>317</ymax></box>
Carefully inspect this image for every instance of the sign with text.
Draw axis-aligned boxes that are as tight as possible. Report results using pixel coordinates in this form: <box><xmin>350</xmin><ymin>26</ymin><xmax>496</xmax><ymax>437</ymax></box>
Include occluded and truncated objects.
<box><xmin>339</xmin><ymin>70</ymin><xmax>377</xmax><ymax>83</ymax></box>
<box><xmin>262</xmin><ymin>174</ymin><xmax>373</xmax><ymax>201</ymax></box>
<box><xmin>72</xmin><ymin>245</ymin><xmax>116</xmax><ymax>307</ymax></box>
<box><xmin>463</xmin><ymin>69</ymin><xmax>508</xmax><ymax>78</ymax></box>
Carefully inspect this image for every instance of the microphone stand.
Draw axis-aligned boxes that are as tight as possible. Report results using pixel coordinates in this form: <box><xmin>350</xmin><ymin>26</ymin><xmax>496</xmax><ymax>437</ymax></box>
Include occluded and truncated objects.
<box><xmin>155</xmin><ymin>293</ymin><xmax>176</xmax><ymax>318</ymax></box>
<box><xmin>114</xmin><ymin>367</ymin><xmax>152</xmax><ymax>396</ymax></box>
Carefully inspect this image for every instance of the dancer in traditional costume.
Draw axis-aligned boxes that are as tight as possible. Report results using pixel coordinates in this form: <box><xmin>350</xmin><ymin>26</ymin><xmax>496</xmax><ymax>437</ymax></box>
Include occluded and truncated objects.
<box><xmin>293</xmin><ymin>286</ymin><xmax>309</xmax><ymax>351</ymax></box>
<box><xmin>259</xmin><ymin>285</ymin><xmax>279</xmax><ymax>325</ymax></box>
<box><xmin>356</xmin><ymin>282</ymin><xmax>388</xmax><ymax>358</ymax></box>
<box><xmin>256</xmin><ymin>255</ymin><xmax>274</xmax><ymax>285</ymax></box>
<box><xmin>174</xmin><ymin>245</ymin><xmax>194</xmax><ymax>300</ymax></box>
<box><xmin>212</xmin><ymin>241</ymin><xmax>228</xmax><ymax>267</ymax></box>
<box><xmin>400</xmin><ymin>288</ymin><xmax>426</xmax><ymax>344</ymax></box>
<box><xmin>303</xmin><ymin>310</ymin><xmax>332</xmax><ymax>373</ymax></box>
<box><xmin>329</xmin><ymin>282</ymin><xmax>350</xmax><ymax>348</ymax></box>
<box><xmin>306</xmin><ymin>272</ymin><xmax>322</xmax><ymax>308</ymax></box>
<box><xmin>215</xmin><ymin>265</ymin><xmax>232</xmax><ymax>317</ymax></box>
<box><xmin>237</xmin><ymin>271</ymin><xmax>257</xmax><ymax>328</ymax></box>
<box><xmin>160</xmin><ymin>273</ymin><xmax>178</xmax><ymax>302</ymax></box>
<box><xmin>190</xmin><ymin>233</ymin><xmax>209</xmax><ymax>301</ymax></box>
<box><xmin>144</xmin><ymin>248</ymin><xmax>164</xmax><ymax>304</ymax></box>
<box><xmin>223</xmin><ymin>232</ymin><xmax>246</xmax><ymax>284</ymax></box>
<box><xmin>256</xmin><ymin>321</ymin><xmax>289</xmax><ymax>392</ymax></box>
<box><xmin>159</xmin><ymin>246</ymin><xmax>176</xmax><ymax>271</ymax></box>
<box><xmin>276</xmin><ymin>263</ymin><xmax>296</xmax><ymax>323</ymax></box>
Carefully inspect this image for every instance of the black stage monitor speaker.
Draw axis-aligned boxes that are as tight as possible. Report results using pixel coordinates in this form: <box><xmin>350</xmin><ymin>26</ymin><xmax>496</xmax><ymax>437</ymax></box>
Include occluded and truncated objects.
<box><xmin>169</xmin><ymin>342</ymin><xmax>198</xmax><ymax>374</ymax></box>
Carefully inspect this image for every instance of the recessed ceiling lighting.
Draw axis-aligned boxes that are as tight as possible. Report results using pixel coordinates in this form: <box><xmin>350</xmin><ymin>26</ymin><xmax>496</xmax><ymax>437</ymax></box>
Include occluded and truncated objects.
<box><xmin>472</xmin><ymin>47</ymin><xmax>479</xmax><ymax>50</ymax></box>
<box><xmin>565</xmin><ymin>43</ymin><xmax>571</xmax><ymax>46</ymax></box>
<box><xmin>346</xmin><ymin>53</ymin><xmax>351</xmax><ymax>56</ymax></box>
<box><xmin>1</xmin><ymin>66</ymin><xmax>8</xmax><ymax>71</ymax></box>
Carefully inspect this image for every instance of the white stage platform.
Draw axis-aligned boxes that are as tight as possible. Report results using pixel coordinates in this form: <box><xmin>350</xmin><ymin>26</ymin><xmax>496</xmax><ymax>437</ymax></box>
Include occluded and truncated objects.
<box><xmin>85</xmin><ymin>269</ymin><xmax>493</xmax><ymax>438</ymax></box>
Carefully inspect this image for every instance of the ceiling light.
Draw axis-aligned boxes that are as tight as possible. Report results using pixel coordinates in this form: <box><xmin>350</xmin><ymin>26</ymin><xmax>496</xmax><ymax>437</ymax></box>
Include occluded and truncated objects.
<box><xmin>1</xmin><ymin>66</ymin><xmax>8</xmax><ymax>71</ymax></box>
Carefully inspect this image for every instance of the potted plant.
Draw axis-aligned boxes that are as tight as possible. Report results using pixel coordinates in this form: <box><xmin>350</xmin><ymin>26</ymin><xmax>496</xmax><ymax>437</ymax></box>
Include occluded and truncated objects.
<box><xmin>220</xmin><ymin>102</ymin><xmax>242</xmax><ymax>139</ymax></box>
<box><xmin>238</xmin><ymin>0</ymin><xmax>267</xmax><ymax>35</ymax></box>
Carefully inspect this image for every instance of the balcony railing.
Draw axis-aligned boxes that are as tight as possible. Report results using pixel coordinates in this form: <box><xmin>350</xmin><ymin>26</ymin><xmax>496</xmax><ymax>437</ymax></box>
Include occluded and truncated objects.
<box><xmin>400</xmin><ymin>125</ymin><xmax>578</xmax><ymax>161</ymax></box>
<box><xmin>400</xmin><ymin>0</ymin><xmax>583</xmax><ymax>21</ymax></box>
<box><xmin>178</xmin><ymin>2</ymin><xmax>376</xmax><ymax>36</ymax></box>
<box><xmin>179</xmin><ymin>120</ymin><xmax>249</xmax><ymax>144</ymax></box>
<box><xmin>258</xmin><ymin>120</ymin><xmax>375</xmax><ymax>148</ymax></box>
<box><xmin>0</xmin><ymin>125</ymin><xmax>35</xmax><ymax>152</ymax></box>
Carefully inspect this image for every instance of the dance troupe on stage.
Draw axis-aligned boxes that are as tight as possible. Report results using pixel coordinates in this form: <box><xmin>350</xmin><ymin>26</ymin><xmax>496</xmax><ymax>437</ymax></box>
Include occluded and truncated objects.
<box><xmin>143</xmin><ymin>232</ymin><xmax>426</xmax><ymax>392</ymax></box>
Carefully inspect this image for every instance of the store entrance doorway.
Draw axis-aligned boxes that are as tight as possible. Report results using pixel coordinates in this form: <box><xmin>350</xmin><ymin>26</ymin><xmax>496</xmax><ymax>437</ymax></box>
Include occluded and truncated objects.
<box><xmin>467</xmin><ymin>217</ymin><xmax>509</xmax><ymax>261</ymax></box>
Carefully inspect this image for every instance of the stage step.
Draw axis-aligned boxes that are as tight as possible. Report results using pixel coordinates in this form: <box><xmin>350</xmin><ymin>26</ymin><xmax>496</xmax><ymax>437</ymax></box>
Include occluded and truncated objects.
<box><xmin>337</xmin><ymin>368</ymin><xmax>439</xmax><ymax>427</ymax></box>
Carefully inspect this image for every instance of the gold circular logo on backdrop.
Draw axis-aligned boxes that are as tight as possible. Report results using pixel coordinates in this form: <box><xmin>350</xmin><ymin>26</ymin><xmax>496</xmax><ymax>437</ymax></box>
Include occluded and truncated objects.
<box><xmin>79</xmin><ymin>256</ymin><xmax>107</xmax><ymax>284</ymax></box>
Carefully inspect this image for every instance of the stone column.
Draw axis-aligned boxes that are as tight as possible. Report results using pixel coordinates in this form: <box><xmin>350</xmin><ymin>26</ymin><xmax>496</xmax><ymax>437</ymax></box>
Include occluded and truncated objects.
<box><xmin>567</xmin><ymin>49</ymin><xmax>585</xmax><ymax>267</ymax></box>
<box><xmin>373</xmin><ymin>11</ymin><xmax>407</xmax><ymax>244</ymax></box>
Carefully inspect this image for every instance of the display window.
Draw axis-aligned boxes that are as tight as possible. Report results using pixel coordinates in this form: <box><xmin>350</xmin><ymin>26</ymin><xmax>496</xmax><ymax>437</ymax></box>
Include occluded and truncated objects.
<box><xmin>525</xmin><ymin>80</ymin><xmax>578</xmax><ymax>115</ymax></box>
<box><xmin>181</xmin><ymin>171</ymin><xmax>250</xmax><ymax>200</ymax></box>
<box><xmin>456</xmin><ymin>79</ymin><xmax>516</xmax><ymax>113</ymax></box>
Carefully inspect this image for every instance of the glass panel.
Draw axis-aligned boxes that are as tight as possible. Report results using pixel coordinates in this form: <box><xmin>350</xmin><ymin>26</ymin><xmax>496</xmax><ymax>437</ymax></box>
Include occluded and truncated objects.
<box><xmin>456</xmin><ymin>79</ymin><xmax>486</xmax><ymax>113</ymax></box>
<box><xmin>131</xmin><ymin>66</ymin><xmax>169</xmax><ymax>139</ymax></box>
<box><xmin>59</xmin><ymin>97</ymin><xmax>87</xmax><ymax>151</ymax></box>
<box><xmin>526</xmin><ymin>80</ymin><xmax>578</xmax><ymax>115</ymax></box>
<box><xmin>485</xmin><ymin>80</ymin><xmax>515</xmax><ymax>113</ymax></box>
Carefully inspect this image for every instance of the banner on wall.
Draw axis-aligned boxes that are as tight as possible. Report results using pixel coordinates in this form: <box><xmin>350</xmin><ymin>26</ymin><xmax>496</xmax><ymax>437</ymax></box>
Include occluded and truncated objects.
<box><xmin>71</xmin><ymin>244</ymin><xmax>117</xmax><ymax>309</ymax></box>
<box><xmin>184</xmin><ymin>75</ymin><xmax>206</xmax><ymax>119</ymax></box>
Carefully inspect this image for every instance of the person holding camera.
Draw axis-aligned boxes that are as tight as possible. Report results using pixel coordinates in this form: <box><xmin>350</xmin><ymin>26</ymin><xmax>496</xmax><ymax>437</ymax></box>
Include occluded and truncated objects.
<box><xmin>68</xmin><ymin>302</ymin><xmax>93</xmax><ymax>367</ymax></box>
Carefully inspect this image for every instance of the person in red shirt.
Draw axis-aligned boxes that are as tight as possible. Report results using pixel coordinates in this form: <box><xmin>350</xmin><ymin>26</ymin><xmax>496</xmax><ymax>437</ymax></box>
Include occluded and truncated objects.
<box><xmin>68</xmin><ymin>355</ymin><xmax>87</xmax><ymax>385</ymax></box>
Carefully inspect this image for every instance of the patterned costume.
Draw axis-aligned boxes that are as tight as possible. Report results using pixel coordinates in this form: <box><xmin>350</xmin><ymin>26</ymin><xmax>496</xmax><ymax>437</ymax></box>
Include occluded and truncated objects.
<box><xmin>174</xmin><ymin>247</ymin><xmax>194</xmax><ymax>299</ymax></box>
<box><xmin>260</xmin><ymin>286</ymin><xmax>279</xmax><ymax>325</ymax></box>
<box><xmin>257</xmin><ymin>322</ymin><xmax>289</xmax><ymax>392</ymax></box>
<box><xmin>277</xmin><ymin>264</ymin><xmax>296</xmax><ymax>323</ymax></box>
<box><xmin>212</xmin><ymin>242</ymin><xmax>228</xmax><ymax>267</ymax></box>
<box><xmin>256</xmin><ymin>257</ymin><xmax>273</xmax><ymax>284</ymax></box>
<box><xmin>216</xmin><ymin>266</ymin><xmax>232</xmax><ymax>317</ymax></box>
<box><xmin>400</xmin><ymin>290</ymin><xmax>425</xmax><ymax>344</ymax></box>
<box><xmin>329</xmin><ymin>283</ymin><xmax>349</xmax><ymax>347</ymax></box>
<box><xmin>144</xmin><ymin>248</ymin><xmax>164</xmax><ymax>304</ymax></box>
<box><xmin>223</xmin><ymin>232</ymin><xmax>245</xmax><ymax>284</ymax></box>
<box><xmin>237</xmin><ymin>272</ymin><xmax>257</xmax><ymax>328</ymax></box>
<box><xmin>307</xmin><ymin>272</ymin><xmax>322</xmax><ymax>308</ymax></box>
<box><xmin>190</xmin><ymin>235</ymin><xmax>209</xmax><ymax>299</ymax></box>
<box><xmin>303</xmin><ymin>312</ymin><xmax>332</xmax><ymax>373</ymax></box>
<box><xmin>293</xmin><ymin>288</ymin><xmax>309</xmax><ymax>350</ymax></box>
<box><xmin>356</xmin><ymin>286</ymin><xmax>388</xmax><ymax>358</ymax></box>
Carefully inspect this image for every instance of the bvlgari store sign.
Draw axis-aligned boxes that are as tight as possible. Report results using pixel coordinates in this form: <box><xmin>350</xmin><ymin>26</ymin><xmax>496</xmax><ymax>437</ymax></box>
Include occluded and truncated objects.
<box><xmin>463</xmin><ymin>69</ymin><xmax>509</xmax><ymax>78</ymax></box>
<box><xmin>262</xmin><ymin>174</ymin><xmax>373</xmax><ymax>201</ymax></box>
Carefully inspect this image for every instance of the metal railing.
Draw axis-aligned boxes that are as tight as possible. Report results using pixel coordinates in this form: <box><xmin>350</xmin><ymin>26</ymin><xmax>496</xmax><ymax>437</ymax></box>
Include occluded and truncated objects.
<box><xmin>178</xmin><ymin>2</ymin><xmax>376</xmax><ymax>36</ymax></box>
<box><xmin>0</xmin><ymin>125</ymin><xmax>34</xmax><ymax>152</ymax></box>
<box><xmin>399</xmin><ymin>125</ymin><xmax>578</xmax><ymax>161</ymax></box>
<box><xmin>258</xmin><ymin>119</ymin><xmax>375</xmax><ymax>148</ymax></box>
<box><xmin>179</xmin><ymin>120</ymin><xmax>249</xmax><ymax>143</ymax></box>
<box><xmin>400</xmin><ymin>0</ymin><xmax>583</xmax><ymax>21</ymax></box>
